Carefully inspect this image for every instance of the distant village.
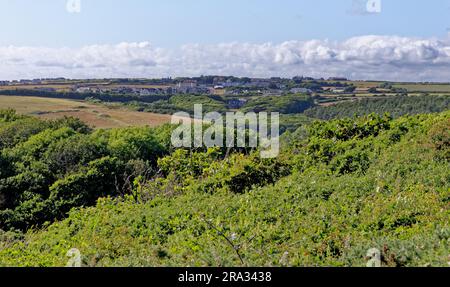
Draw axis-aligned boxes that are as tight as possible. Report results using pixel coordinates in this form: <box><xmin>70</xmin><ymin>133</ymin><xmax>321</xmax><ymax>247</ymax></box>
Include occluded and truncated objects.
<box><xmin>0</xmin><ymin>76</ymin><xmax>361</xmax><ymax>98</ymax></box>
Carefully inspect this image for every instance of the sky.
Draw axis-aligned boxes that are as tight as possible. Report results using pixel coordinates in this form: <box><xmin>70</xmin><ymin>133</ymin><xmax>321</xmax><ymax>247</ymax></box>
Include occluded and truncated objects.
<box><xmin>1</xmin><ymin>0</ymin><xmax>450</xmax><ymax>81</ymax></box>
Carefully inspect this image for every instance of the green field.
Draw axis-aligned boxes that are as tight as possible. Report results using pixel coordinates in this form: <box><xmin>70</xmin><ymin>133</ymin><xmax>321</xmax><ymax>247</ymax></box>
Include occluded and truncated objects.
<box><xmin>0</xmin><ymin>95</ymin><xmax>175</xmax><ymax>129</ymax></box>
<box><xmin>393</xmin><ymin>83</ymin><xmax>450</xmax><ymax>93</ymax></box>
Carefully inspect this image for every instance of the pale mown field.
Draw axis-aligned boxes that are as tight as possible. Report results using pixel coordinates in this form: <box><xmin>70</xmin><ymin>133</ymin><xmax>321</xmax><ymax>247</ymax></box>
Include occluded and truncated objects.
<box><xmin>393</xmin><ymin>84</ymin><xmax>450</xmax><ymax>93</ymax></box>
<box><xmin>0</xmin><ymin>95</ymin><xmax>175</xmax><ymax>129</ymax></box>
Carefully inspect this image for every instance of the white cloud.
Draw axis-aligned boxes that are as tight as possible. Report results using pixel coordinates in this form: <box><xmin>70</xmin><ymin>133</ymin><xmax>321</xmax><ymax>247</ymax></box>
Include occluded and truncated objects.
<box><xmin>1</xmin><ymin>35</ymin><xmax>450</xmax><ymax>81</ymax></box>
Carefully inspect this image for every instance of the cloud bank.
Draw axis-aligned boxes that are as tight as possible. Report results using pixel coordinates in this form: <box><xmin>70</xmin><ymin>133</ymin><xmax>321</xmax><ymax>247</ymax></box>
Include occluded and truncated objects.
<box><xmin>1</xmin><ymin>35</ymin><xmax>450</xmax><ymax>81</ymax></box>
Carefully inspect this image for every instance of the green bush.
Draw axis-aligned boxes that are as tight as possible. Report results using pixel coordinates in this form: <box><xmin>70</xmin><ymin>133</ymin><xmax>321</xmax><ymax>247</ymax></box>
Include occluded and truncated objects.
<box><xmin>242</xmin><ymin>94</ymin><xmax>314</xmax><ymax>114</ymax></box>
<box><xmin>0</xmin><ymin>112</ymin><xmax>172</xmax><ymax>231</ymax></box>
<box><xmin>305</xmin><ymin>95</ymin><xmax>450</xmax><ymax>120</ymax></box>
<box><xmin>0</xmin><ymin>109</ymin><xmax>448</xmax><ymax>267</ymax></box>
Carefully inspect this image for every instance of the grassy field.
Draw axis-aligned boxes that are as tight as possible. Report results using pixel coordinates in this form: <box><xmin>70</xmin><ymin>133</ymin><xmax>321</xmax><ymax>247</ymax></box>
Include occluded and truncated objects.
<box><xmin>322</xmin><ymin>80</ymin><xmax>383</xmax><ymax>89</ymax></box>
<box><xmin>0</xmin><ymin>95</ymin><xmax>175</xmax><ymax>129</ymax></box>
<box><xmin>321</xmin><ymin>81</ymin><xmax>450</xmax><ymax>93</ymax></box>
<box><xmin>0</xmin><ymin>83</ymin><xmax>173</xmax><ymax>92</ymax></box>
<box><xmin>393</xmin><ymin>83</ymin><xmax>450</xmax><ymax>93</ymax></box>
<box><xmin>0</xmin><ymin>84</ymin><xmax>73</xmax><ymax>92</ymax></box>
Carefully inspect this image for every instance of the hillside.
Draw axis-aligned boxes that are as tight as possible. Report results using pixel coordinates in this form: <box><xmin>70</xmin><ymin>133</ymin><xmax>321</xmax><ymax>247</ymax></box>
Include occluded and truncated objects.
<box><xmin>0</xmin><ymin>109</ymin><xmax>448</xmax><ymax>267</ymax></box>
<box><xmin>0</xmin><ymin>95</ymin><xmax>174</xmax><ymax>129</ymax></box>
<box><xmin>306</xmin><ymin>95</ymin><xmax>450</xmax><ymax>120</ymax></box>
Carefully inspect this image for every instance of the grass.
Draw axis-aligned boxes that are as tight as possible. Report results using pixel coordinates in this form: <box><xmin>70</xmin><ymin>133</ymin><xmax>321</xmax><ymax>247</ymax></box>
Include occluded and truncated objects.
<box><xmin>0</xmin><ymin>83</ymin><xmax>173</xmax><ymax>92</ymax></box>
<box><xmin>321</xmin><ymin>81</ymin><xmax>450</xmax><ymax>93</ymax></box>
<box><xmin>0</xmin><ymin>95</ymin><xmax>175</xmax><ymax>129</ymax></box>
<box><xmin>393</xmin><ymin>84</ymin><xmax>450</xmax><ymax>93</ymax></box>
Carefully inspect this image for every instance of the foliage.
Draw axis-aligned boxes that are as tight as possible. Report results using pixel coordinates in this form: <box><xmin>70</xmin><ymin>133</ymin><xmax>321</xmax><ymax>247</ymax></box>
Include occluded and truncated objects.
<box><xmin>305</xmin><ymin>95</ymin><xmax>450</xmax><ymax>120</ymax></box>
<box><xmin>0</xmin><ymin>109</ymin><xmax>25</xmax><ymax>123</ymax></box>
<box><xmin>0</xmin><ymin>112</ymin><xmax>172</xmax><ymax>231</ymax></box>
<box><xmin>278</xmin><ymin>114</ymin><xmax>312</xmax><ymax>134</ymax></box>
<box><xmin>169</xmin><ymin>95</ymin><xmax>227</xmax><ymax>114</ymax></box>
<box><xmin>428</xmin><ymin>118</ymin><xmax>450</xmax><ymax>161</ymax></box>
<box><xmin>122</xmin><ymin>95</ymin><xmax>228</xmax><ymax>115</ymax></box>
<box><xmin>0</xmin><ymin>109</ymin><xmax>448</xmax><ymax>267</ymax></box>
<box><xmin>241</xmin><ymin>94</ymin><xmax>314</xmax><ymax>114</ymax></box>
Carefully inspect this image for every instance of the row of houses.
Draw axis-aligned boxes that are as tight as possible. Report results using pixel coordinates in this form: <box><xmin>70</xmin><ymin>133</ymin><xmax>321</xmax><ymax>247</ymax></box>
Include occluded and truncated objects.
<box><xmin>0</xmin><ymin>79</ymin><xmax>43</xmax><ymax>85</ymax></box>
<box><xmin>0</xmin><ymin>78</ymin><xmax>67</xmax><ymax>86</ymax></box>
<box><xmin>75</xmin><ymin>86</ymin><xmax>170</xmax><ymax>95</ymax></box>
<box><xmin>74</xmin><ymin>85</ymin><xmax>212</xmax><ymax>96</ymax></box>
<box><xmin>224</xmin><ymin>87</ymin><xmax>312</xmax><ymax>96</ymax></box>
<box><xmin>73</xmin><ymin>83</ymin><xmax>312</xmax><ymax>97</ymax></box>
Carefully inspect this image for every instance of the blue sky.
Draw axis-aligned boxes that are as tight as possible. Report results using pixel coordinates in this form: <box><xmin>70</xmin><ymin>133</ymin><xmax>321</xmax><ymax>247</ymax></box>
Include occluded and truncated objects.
<box><xmin>2</xmin><ymin>0</ymin><xmax>450</xmax><ymax>81</ymax></box>
<box><xmin>1</xmin><ymin>0</ymin><xmax>450</xmax><ymax>47</ymax></box>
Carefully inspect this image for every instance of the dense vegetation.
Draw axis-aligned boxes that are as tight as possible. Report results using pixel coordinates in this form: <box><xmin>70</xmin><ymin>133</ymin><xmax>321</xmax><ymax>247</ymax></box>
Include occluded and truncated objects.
<box><xmin>127</xmin><ymin>95</ymin><xmax>229</xmax><ymax>115</ymax></box>
<box><xmin>241</xmin><ymin>94</ymin><xmax>314</xmax><ymax>114</ymax></box>
<box><xmin>305</xmin><ymin>95</ymin><xmax>450</xmax><ymax>120</ymax></box>
<box><xmin>0</xmin><ymin>108</ymin><xmax>448</xmax><ymax>267</ymax></box>
<box><xmin>0</xmin><ymin>89</ymin><xmax>169</xmax><ymax>104</ymax></box>
<box><xmin>0</xmin><ymin>90</ymin><xmax>315</xmax><ymax>117</ymax></box>
<box><xmin>126</xmin><ymin>94</ymin><xmax>314</xmax><ymax>116</ymax></box>
<box><xmin>279</xmin><ymin>114</ymin><xmax>312</xmax><ymax>133</ymax></box>
<box><xmin>0</xmin><ymin>109</ymin><xmax>174</xmax><ymax>231</ymax></box>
